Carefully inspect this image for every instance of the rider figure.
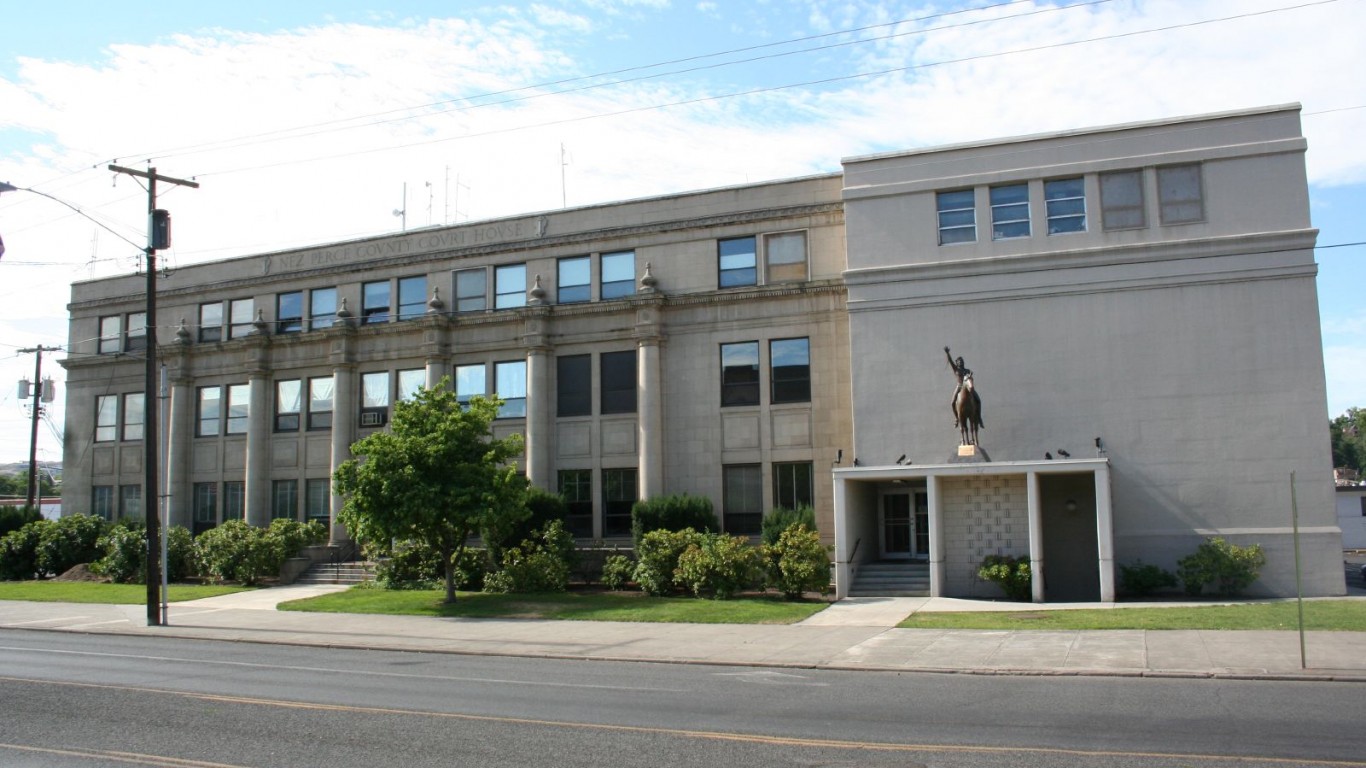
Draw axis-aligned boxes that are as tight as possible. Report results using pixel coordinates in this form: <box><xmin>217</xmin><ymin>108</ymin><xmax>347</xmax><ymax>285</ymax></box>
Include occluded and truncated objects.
<box><xmin>945</xmin><ymin>346</ymin><xmax>977</xmax><ymax>427</ymax></box>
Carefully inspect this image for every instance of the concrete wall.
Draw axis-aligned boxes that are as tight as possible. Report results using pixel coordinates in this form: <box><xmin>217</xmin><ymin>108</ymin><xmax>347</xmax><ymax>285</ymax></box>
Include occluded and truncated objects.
<box><xmin>939</xmin><ymin>475</ymin><xmax>1028</xmax><ymax>597</ymax></box>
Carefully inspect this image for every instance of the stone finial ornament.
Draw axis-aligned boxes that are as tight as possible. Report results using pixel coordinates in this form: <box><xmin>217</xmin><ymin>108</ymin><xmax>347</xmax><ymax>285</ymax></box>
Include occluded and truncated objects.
<box><xmin>529</xmin><ymin>274</ymin><xmax>546</xmax><ymax>305</ymax></box>
<box><xmin>640</xmin><ymin>262</ymin><xmax>658</xmax><ymax>293</ymax></box>
<box><xmin>175</xmin><ymin>318</ymin><xmax>192</xmax><ymax>345</ymax></box>
<box><xmin>428</xmin><ymin>286</ymin><xmax>445</xmax><ymax>313</ymax></box>
<box><xmin>252</xmin><ymin>308</ymin><xmax>268</xmax><ymax>335</ymax></box>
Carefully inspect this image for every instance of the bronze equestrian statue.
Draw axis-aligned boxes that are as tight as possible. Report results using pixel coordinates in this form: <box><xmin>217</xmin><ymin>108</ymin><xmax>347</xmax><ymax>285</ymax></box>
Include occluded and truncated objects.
<box><xmin>946</xmin><ymin>346</ymin><xmax>983</xmax><ymax>445</ymax></box>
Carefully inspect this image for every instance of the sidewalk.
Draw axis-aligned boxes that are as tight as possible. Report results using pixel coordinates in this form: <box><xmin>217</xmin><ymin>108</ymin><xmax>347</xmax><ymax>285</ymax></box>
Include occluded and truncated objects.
<box><xmin>3</xmin><ymin>588</ymin><xmax>1365</xmax><ymax>682</ymax></box>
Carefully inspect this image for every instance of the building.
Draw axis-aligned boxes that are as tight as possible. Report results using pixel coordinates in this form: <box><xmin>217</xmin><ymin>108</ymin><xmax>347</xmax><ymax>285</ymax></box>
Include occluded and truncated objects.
<box><xmin>61</xmin><ymin>104</ymin><xmax>1345</xmax><ymax>600</ymax></box>
<box><xmin>1338</xmin><ymin>485</ymin><xmax>1366</xmax><ymax>550</ymax></box>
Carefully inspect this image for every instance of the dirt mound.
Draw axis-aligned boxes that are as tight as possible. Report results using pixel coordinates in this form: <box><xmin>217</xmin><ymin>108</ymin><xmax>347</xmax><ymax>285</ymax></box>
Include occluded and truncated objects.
<box><xmin>53</xmin><ymin>563</ymin><xmax>108</xmax><ymax>582</ymax></box>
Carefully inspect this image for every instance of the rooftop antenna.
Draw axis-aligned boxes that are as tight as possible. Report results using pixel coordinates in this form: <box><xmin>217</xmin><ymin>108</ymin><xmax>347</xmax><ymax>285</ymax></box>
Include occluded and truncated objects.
<box><xmin>560</xmin><ymin>143</ymin><xmax>570</xmax><ymax>208</ymax></box>
<box><xmin>425</xmin><ymin>181</ymin><xmax>433</xmax><ymax>227</ymax></box>
<box><xmin>392</xmin><ymin>182</ymin><xmax>407</xmax><ymax>232</ymax></box>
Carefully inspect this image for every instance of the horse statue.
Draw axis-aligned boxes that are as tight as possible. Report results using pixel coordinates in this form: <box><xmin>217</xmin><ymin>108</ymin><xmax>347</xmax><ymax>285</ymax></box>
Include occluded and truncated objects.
<box><xmin>953</xmin><ymin>371</ymin><xmax>984</xmax><ymax>446</ymax></box>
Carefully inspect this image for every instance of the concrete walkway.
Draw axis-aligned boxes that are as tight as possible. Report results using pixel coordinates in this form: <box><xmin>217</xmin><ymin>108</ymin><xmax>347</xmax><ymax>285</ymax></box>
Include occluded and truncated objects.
<box><xmin>3</xmin><ymin>589</ymin><xmax>1365</xmax><ymax>682</ymax></box>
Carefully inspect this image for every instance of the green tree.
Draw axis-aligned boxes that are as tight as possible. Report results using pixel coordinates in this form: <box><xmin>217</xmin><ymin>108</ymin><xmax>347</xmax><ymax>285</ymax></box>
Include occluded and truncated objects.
<box><xmin>1330</xmin><ymin>407</ymin><xmax>1366</xmax><ymax>475</ymax></box>
<box><xmin>333</xmin><ymin>383</ymin><xmax>527</xmax><ymax>604</ymax></box>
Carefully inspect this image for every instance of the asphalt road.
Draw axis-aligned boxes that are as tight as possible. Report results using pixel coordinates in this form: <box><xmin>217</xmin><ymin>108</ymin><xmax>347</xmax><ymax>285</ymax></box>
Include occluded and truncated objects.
<box><xmin>0</xmin><ymin>629</ymin><xmax>1360</xmax><ymax>768</ymax></box>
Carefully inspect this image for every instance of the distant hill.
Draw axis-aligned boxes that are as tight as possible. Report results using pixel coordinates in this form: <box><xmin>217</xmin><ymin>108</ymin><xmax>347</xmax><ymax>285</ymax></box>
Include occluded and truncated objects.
<box><xmin>0</xmin><ymin>462</ymin><xmax>62</xmax><ymax>479</ymax></box>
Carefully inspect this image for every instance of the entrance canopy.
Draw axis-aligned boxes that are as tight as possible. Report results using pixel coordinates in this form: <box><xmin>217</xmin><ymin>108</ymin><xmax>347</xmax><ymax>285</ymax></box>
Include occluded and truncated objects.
<box><xmin>832</xmin><ymin>459</ymin><xmax>1112</xmax><ymax>602</ymax></box>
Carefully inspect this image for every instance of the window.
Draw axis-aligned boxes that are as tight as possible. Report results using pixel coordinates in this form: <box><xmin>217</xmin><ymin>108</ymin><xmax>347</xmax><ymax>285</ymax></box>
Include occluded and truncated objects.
<box><xmin>770</xmin><ymin>338</ymin><xmax>811</xmax><ymax>404</ymax></box>
<box><xmin>558</xmin><ymin>256</ymin><xmax>590</xmax><ymax>304</ymax></box>
<box><xmin>95</xmin><ymin>395</ymin><xmax>118</xmax><ymax>442</ymax></box>
<box><xmin>310</xmin><ymin>288</ymin><xmax>337</xmax><ymax>330</ymax></box>
<box><xmin>197</xmin><ymin>386</ymin><xmax>221</xmax><ymax>437</ymax></box>
<box><xmin>495</xmin><ymin>360</ymin><xmax>526</xmax><ymax>418</ymax></box>
<box><xmin>272</xmin><ymin>479</ymin><xmax>299</xmax><ymax>521</ymax></box>
<box><xmin>398</xmin><ymin>276</ymin><xmax>427</xmax><ymax>320</ymax></box>
<box><xmin>125</xmin><ymin>312</ymin><xmax>148</xmax><ymax>352</ymax></box>
<box><xmin>937</xmin><ymin>189</ymin><xmax>976</xmax><ymax>245</ymax></box>
<box><xmin>362</xmin><ymin>281</ymin><xmax>390</xmax><ymax>324</ymax></box>
<box><xmin>765</xmin><ymin>232</ymin><xmax>807</xmax><ymax>283</ymax></box>
<box><xmin>1041</xmin><ymin>177</ymin><xmax>1087</xmax><ymax>235</ymax></box>
<box><xmin>456</xmin><ymin>364</ymin><xmax>486</xmax><ymax>407</ymax></box>
<box><xmin>308</xmin><ymin>376</ymin><xmax>333</xmax><ymax>430</ymax></box>
<box><xmin>721</xmin><ymin>342</ymin><xmax>760</xmax><ymax>407</ymax></box>
<box><xmin>454</xmin><ymin>268</ymin><xmax>487</xmax><ymax>313</ymax></box>
<box><xmin>723</xmin><ymin>464</ymin><xmax>762</xmax><ymax>535</ymax></box>
<box><xmin>224</xmin><ymin>384</ymin><xmax>249</xmax><ymax>435</ymax></box>
<box><xmin>773</xmin><ymin>462</ymin><xmax>814</xmax><ymax>512</ymax></box>
<box><xmin>122</xmin><ymin>392</ymin><xmax>144</xmax><ymax>441</ymax></box>
<box><xmin>229</xmin><ymin>299</ymin><xmax>255</xmax><ymax>339</ymax></box>
<box><xmin>558</xmin><ymin>469</ymin><xmax>593</xmax><ymax>538</ymax></box>
<box><xmin>495</xmin><ymin>264</ymin><xmax>526</xmax><ymax>309</ymax></box>
<box><xmin>718</xmin><ymin>236</ymin><xmax>757</xmax><ymax>288</ymax></box>
<box><xmin>92</xmin><ymin>486</ymin><xmax>115</xmax><ymax>521</ymax></box>
<box><xmin>99</xmin><ymin>316</ymin><xmax>121</xmax><ymax>354</ymax></box>
<box><xmin>276</xmin><ymin>291</ymin><xmax>303</xmax><ymax>334</ymax></box>
<box><xmin>306</xmin><ymin>479</ymin><xmax>330</xmax><ymax>525</ymax></box>
<box><xmin>199</xmin><ymin>302</ymin><xmax>223</xmax><ymax>342</ymax></box>
<box><xmin>275</xmin><ymin>380</ymin><xmax>301</xmax><ymax>432</ymax></box>
<box><xmin>223</xmin><ymin>481</ymin><xmax>245</xmax><ymax>522</ymax></box>
<box><xmin>600</xmin><ymin>251</ymin><xmax>634</xmax><ymax>299</ymax></box>
<box><xmin>602</xmin><ymin>468</ymin><xmax>637</xmax><ymax>537</ymax></box>
<box><xmin>1158</xmin><ymin>164</ymin><xmax>1204</xmax><ymax>224</ymax></box>
<box><xmin>556</xmin><ymin>355</ymin><xmax>591</xmax><ymax>418</ymax></box>
<box><xmin>361</xmin><ymin>371</ymin><xmax>390</xmax><ymax>427</ymax></box>
<box><xmin>397</xmin><ymin>369</ymin><xmax>426</xmax><ymax>402</ymax></box>
<box><xmin>119</xmin><ymin>484</ymin><xmax>142</xmax><ymax>521</ymax></box>
<box><xmin>600</xmin><ymin>350</ymin><xmax>637</xmax><ymax>415</ymax></box>
<box><xmin>193</xmin><ymin>482</ymin><xmax>218</xmax><ymax>531</ymax></box>
<box><xmin>1100</xmin><ymin>170</ymin><xmax>1145</xmax><ymax>230</ymax></box>
<box><xmin>990</xmin><ymin>184</ymin><xmax>1030</xmax><ymax>240</ymax></box>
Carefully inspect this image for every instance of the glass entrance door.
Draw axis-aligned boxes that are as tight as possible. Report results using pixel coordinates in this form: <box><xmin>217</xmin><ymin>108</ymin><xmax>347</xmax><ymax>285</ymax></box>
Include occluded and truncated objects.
<box><xmin>880</xmin><ymin>493</ymin><xmax>912</xmax><ymax>558</ymax></box>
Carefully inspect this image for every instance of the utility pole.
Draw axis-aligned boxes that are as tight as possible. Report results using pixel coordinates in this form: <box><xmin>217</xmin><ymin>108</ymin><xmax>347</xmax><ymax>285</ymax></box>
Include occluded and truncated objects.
<box><xmin>107</xmin><ymin>165</ymin><xmax>199</xmax><ymax>627</ymax></box>
<box><xmin>18</xmin><ymin>345</ymin><xmax>60</xmax><ymax>511</ymax></box>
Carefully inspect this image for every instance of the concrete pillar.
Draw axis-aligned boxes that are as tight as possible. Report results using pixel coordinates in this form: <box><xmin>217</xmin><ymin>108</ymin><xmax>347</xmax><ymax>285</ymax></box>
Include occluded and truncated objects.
<box><xmin>165</xmin><ymin>373</ymin><xmax>194</xmax><ymax>529</ymax></box>
<box><xmin>244</xmin><ymin>372</ymin><xmax>271</xmax><ymax>527</ymax></box>
<box><xmin>525</xmin><ymin>347</ymin><xmax>552</xmax><ymax>490</ymax></box>
<box><xmin>1027</xmin><ymin>471</ymin><xmax>1045</xmax><ymax>603</ymax></box>
<box><xmin>637</xmin><ymin>338</ymin><xmax>663</xmax><ymax>499</ymax></box>
<box><xmin>330</xmin><ymin>364</ymin><xmax>356</xmax><ymax>544</ymax></box>
<box><xmin>833</xmin><ymin>473</ymin><xmax>849</xmax><ymax>600</ymax></box>
<box><xmin>1094</xmin><ymin>465</ymin><xmax>1115</xmax><ymax>602</ymax></box>
<box><xmin>928</xmin><ymin>475</ymin><xmax>946</xmax><ymax>597</ymax></box>
<box><xmin>425</xmin><ymin>357</ymin><xmax>447</xmax><ymax>390</ymax></box>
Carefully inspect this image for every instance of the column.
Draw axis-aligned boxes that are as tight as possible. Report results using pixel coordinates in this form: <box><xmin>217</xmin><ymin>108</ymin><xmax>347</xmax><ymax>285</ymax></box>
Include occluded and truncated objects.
<box><xmin>637</xmin><ymin>337</ymin><xmax>663</xmax><ymax>499</ymax></box>
<box><xmin>1027</xmin><ymin>471</ymin><xmax>1045</xmax><ymax>603</ymax></box>
<box><xmin>927</xmin><ymin>475</ymin><xmax>946</xmax><ymax>597</ymax></box>
<box><xmin>243</xmin><ymin>371</ymin><xmax>271</xmax><ymax>527</ymax></box>
<box><xmin>165</xmin><ymin>373</ymin><xmax>194</xmax><ymax>529</ymax></box>
<box><xmin>525</xmin><ymin>347</ymin><xmax>552</xmax><ymax>490</ymax></box>
<box><xmin>425</xmin><ymin>357</ymin><xmax>447</xmax><ymax>390</ymax></box>
<box><xmin>1094</xmin><ymin>465</ymin><xmax>1115</xmax><ymax>602</ymax></box>
<box><xmin>833</xmin><ymin>473</ymin><xmax>849</xmax><ymax>600</ymax></box>
<box><xmin>329</xmin><ymin>363</ymin><xmax>356</xmax><ymax>544</ymax></box>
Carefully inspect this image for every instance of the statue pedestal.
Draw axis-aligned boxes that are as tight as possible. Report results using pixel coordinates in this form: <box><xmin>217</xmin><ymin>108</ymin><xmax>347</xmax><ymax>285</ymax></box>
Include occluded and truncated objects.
<box><xmin>948</xmin><ymin>444</ymin><xmax>991</xmax><ymax>463</ymax></box>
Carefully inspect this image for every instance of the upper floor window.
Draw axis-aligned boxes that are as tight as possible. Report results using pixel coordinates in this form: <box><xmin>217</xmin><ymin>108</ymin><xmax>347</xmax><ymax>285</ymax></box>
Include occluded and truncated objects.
<box><xmin>308</xmin><ymin>376</ymin><xmax>333</xmax><ymax>430</ymax></box>
<box><xmin>770</xmin><ymin>337</ymin><xmax>810</xmax><ymax>404</ymax></box>
<box><xmin>1157</xmin><ymin>164</ymin><xmax>1204</xmax><ymax>224</ymax></box>
<box><xmin>196</xmin><ymin>386</ymin><xmax>221</xmax><ymax>437</ymax></box>
<box><xmin>229</xmin><ymin>299</ymin><xmax>255</xmax><ymax>339</ymax></box>
<box><xmin>718</xmin><ymin>236</ymin><xmax>757</xmax><ymax>288</ymax></box>
<box><xmin>765</xmin><ymin>232</ymin><xmax>807</xmax><ymax>283</ymax></box>
<box><xmin>199</xmin><ymin>302</ymin><xmax>223</xmax><ymax>343</ymax></box>
<box><xmin>397</xmin><ymin>276</ymin><xmax>427</xmax><ymax>320</ymax></box>
<box><xmin>557</xmin><ymin>355</ymin><xmax>591</xmax><ymax>418</ymax></box>
<box><xmin>361</xmin><ymin>371</ymin><xmax>390</xmax><ymax>427</ymax></box>
<box><xmin>990</xmin><ymin>184</ymin><xmax>1030</xmax><ymax>240</ymax></box>
<box><xmin>455</xmin><ymin>363</ymin><xmax>486</xmax><ymax>408</ymax></box>
<box><xmin>276</xmin><ymin>291</ymin><xmax>303</xmax><ymax>334</ymax></box>
<box><xmin>600</xmin><ymin>251</ymin><xmax>635</xmax><ymax>299</ymax></box>
<box><xmin>455</xmin><ymin>268</ymin><xmax>487</xmax><ymax>313</ymax></box>
<box><xmin>99</xmin><ymin>316</ymin><xmax>121</xmax><ymax>354</ymax></box>
<box><xmin>937</xmin><ymin>189</ymin><xmax>976</xmax><ymax>245</ymax></box>
<box><xmin>600</xmin><ymin>350</ymin><xmax>637</xmax><ymax>415</ymax></box>
<box><xmin>225</xmin><ymin>383</ymin><xmax>250</xmax><ymax>435</ymax></box>
<box><xmin>558</xmin><ymin>256</ymin><xmax>590</xmax><ymax>304</ymax></box>
<box><xmin>721</xmin><ymin>341</ymin><xmax>760</xmax><ymax>407</ymax></box>
<box><xmin>1045</xmin><ymin>177</ymin><xmax>1086</xmax><ymax>234</ymax></box>
<box><xmin>275</xmin><ymin>379</ymin><xmax>301</xmax><ymax>432</ymax></box>
<box><xmin>95</xmin><ymin>395</ymin><xmax>118</xmax><ymax>442</ymax></box>
<box><xmin>310</xmin><ymin>288</ymin><xmax>337</xmax><ymax>330</ymax></box>
<box><xmin>397</xmin><ymin>368</ymin><xmax>426</xmax><ymax>402</ymax></box>
<box><xmin>495</xmin><ymin>360</ymin><xmax>527</xmax><ymax>418</ymax></box>
<box><xmin>362</xmin><ymin>281</ymin><xmax>390</xmax><ymax>324</ymax></box>
<box><xmin>124</xmin><ymin>312</ymin><xmax>148</xmax><ymax>352</ymax></box>
<box><xmin>121</xmin><ymin>392</ymin><xmax>144</xmax><ymax>441</ymax></box>
<box><xmin>495</xmin><ymin>264</ymin><xmax>526</xmax><ymax>309</ymax></box>
<box><xmin>1100</xmin><ymin>170</ymin><xmax>1145</xmax><ymax>230</ymax></box>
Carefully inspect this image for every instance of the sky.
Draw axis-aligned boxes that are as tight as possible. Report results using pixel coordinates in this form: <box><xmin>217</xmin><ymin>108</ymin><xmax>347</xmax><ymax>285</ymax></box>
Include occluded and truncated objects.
<box><xmin>0</xmin><ymin>0</ymin><xmax>1363</xmax><ymax>469</ymax></box>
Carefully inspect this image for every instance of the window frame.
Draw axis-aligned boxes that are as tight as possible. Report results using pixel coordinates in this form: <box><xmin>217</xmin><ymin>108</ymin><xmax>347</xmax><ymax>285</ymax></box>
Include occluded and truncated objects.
<box><xmin>198</xmin><ymin>302</ymin><xmax>223</xmax><ymax>343</ymax></box>
<box><xmin>600</xmin><ymin>350</ymin><xmax>637</xmax><ymax>415</ymax></box>
<box><xmin>397</xmin><ymin>275</ymin><xmax>427</xmax><ymax>321</ymax></box>
<box><xmin>602</xmin><ymin>468</ymin><xmax>637</xmax><ymax>538</ymax></box>
<box><xmin>1157</xmin><ymin>163</ymin><xmax>1205</xmax><ymax>225</ymax></box>
<box><xmin>225</xmin><ymin>383</ymin><xmax>250</xmax><ymax>435</ymax></box>
<box><xmin>1044</xmin><ymin>177</ymin><xmax>1087</xmax><ymax>235</ymax></box>
<box><xmin>600</xmin><ymin>251</ymin><xmax>635</xmax><ymax>300</ymax></box>
<box><xmin>397</xmin><ymin>368</ymin><xmax>426</xmax><ymax>403</ymax></box>
<box><xmin>196</xmin><ymin>386</ymin><xmax>222</xmax><ymax>437</ymax></box>
<box><xmin>454</xmin><ymin>268</ymin><xmax>488</xmax><ymax>313</ymax></box>
<box><xmin>92</xmin><ymin>486</ymin><xmax>115</xmax><ymax>521</ymax></box>
<box><xmin>275</xmin><ymin>379</ymin><xmax>302</xmax><ymax>432</ymax></box>
<box><xmin>193</xmin><ymin>482</ymin><xmax>218</xmax><ymax>528</ymax></box>
<box><xmin>718</xmin><ymin>236</ymin><xmax>757</xmax><ymax>288</ymax></box>
<box><xmin>310</xmin><ymin>288</ymin><xmax>337</xmax><ymax>331</ymax></box>
<box><xmin>119</xmin><ymin>484</ymin><xmax>143</xmax><ymax>521</ymax></box>
<box><xmin>720</xmin><ymin>341</ymin><xmax>761</xmax><ymax>407</ymax></box>
<box><xmin>305</xmin><ymin>479</ymin><xmax>331</xmax><ymax>525</ymax></box>
<box><xmin>124</xmin><ymin>312</ymin><xmax>148</xmax><ymax>352</ymax></box>
<box><xmin>121</xmin><ymin>392</ymin><xmax>145</xmax><ymax>441</ymax></box>
<box><xmin>773</xmin><ymin>461</ymin><xmax>814</xmax><ymax>512</ymax></box>
<box><xmin>228</xmin><ymin>299</ymin><xmax>255</xmax><ymax>340</ymax></box>
<box><xmin>222</xmin><ymin>481</ymin><xmax>245</xmax><ymax>523</ymax></box>
<box><xmin>1100</xmin><ymin>169</ymin><xmax>1146</xmax><ymax>230</ymax></box>
<box><xmin>989</xmin><ymin>183</ymin><xmax>1031</xmax><ymax>240</ymax></box>
<box><xmin>276</xmin><ymin>291</ymin><xmax>304</xmax><ymax>334</ymax></box>
<box><xmin>557</xmin><ymin>256</ymin><xmax>591</xmax><ymax>304</ymax></box>
<box><xmin>95</xmin><ymin>395</ymin><xmax>118</xmax><ymax>443</ymax></box>
<box><xmin>360</xmin><ymin>371</ymin><xmax>391</xmax><ymax>427</ymax></box>
<box><xmin>494</xmin><ymin>264</ymin><xmax>527</xmax><ymax>309</ymax></box>
<box><xmin>764</xmin><ymin>231</ymin><xmax>808</xmax><ymax>283</ymax></box>
<box><xmin>307</xmin><ymin>376</ymin><xmax>334</xmax><ymax>431</ymax></box>
<box><xmin>362</xmin><ymin>280</ymin><xmax>391</xmax><ymax>325</ymax></box>
<box><xmin>271</xmin><ymin>479</ymin><xmax>299</xmax><ymax>521</ymax></box>
<box><xmin>556</xmin><ymin>354</ymin><xmax>592</xmax><ymax>418</ymax></box>
<box><xmin>99</xmin><ymin>316</ymin><xmax>122</xmax><ymax>354</ymax></box>
<box><xmin>723</xmin><ymin>463</ymin><xmax>763</xmax><ymax>536</ymax></box>
<box><xmin>455</xmin><ymin>363</ymin><xmax>486</xmax><ymax>408</ymax></box>
<box><xmin>937</xmin><ymin>189</ymin><xmax>977</xmax><ymax>245</ymax></box>
<box><xmin>769</xmin><ymin>337</ymin><xmax>811</xmax><ymax>405</ymax></box>
<box><xmin>494</xmin><ymin>360</ymin><xmax>527</xmax><ymax>419</ymax></box>
<box><xmin>558</xmin><ymin>469</ymin><xmax>593</xmax><ymax>538</ymax></box>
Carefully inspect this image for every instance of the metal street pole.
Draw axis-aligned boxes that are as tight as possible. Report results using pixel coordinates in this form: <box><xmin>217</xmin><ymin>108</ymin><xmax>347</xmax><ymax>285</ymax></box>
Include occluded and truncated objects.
<box><xmin>18</xmin><ymin>345</ymin><xmax>60</xmax><ymax>511</ymax></box>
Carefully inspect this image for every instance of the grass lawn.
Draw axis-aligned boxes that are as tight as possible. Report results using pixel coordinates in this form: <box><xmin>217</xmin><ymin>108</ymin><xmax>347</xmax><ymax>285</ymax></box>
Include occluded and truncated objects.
<box><xmin>0</xmin><ymin>581</ymin><xmax>250</xmax><ymax>604</ymax></box>
<box><xmin>279</xmin><ymin>587</ymin><xmax>831</xmax><ymax>624</ymax></box>
<box><xmin>897</xmin><ymin>600</ymin><xmax>1366</xmax><ymax>631</ymax></box>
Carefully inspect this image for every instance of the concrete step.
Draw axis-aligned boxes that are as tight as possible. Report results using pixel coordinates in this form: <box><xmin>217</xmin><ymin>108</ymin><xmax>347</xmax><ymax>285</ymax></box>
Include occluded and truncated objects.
<box><xmin>295</xmin><ymin>562</ymin><xmax>375</xmax><ymax>586</ymax></box>
<box><xmin>850</xmin><ymin>561</ymin><xmax>930</xmax><ymax>597</ymax></box>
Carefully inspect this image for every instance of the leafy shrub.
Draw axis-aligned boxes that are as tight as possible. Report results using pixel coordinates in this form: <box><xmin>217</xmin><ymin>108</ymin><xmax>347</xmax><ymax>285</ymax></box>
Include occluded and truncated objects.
<box><xmin>483</xmin><ymin>487</ymin><xmax>566</xmax><ymax>564</ymax></box>
<box><xmin>372</xmin><ymin>539</ymin><xmax>490</xmax><ymax>590</ymax></box>
<box><xmin>977</xmin><ymin>554</ymin><xmax>1032</xmax><ymax>601</ymax></box>
<box><xmin>96</xmin><ymin>522</ymin><xmax>201</xmax><ymax>585</ymax></box>
<box><xmin>165</xmin><ymin>525</ymin><xmax>197</xmax><ymax>582</ymax></box>
<box><xmin>483</xmin><ymin>520</ymin><xmax>574</xmax><ymax>594</ymax></box>
<box><xmin>762</xmin><ymin>523</ymin><xmax>830</xmax><ymax>599</ymax></box>
<box><xmin>633</xmin><ymin>528</ymin><xmax>705</xmax><ymax>596</ymax></box>
<box><xmin>266</xmin><ymin>518</ymin><xmax>327</xmax><ymax>559</ymax></box>
<box><xmin>0</xmin><ymin>520</ymin><xmax>47</xmax><ymax>580</ymax></box>
<box><xmin>630</xmin><ymin>495</ymin><xmax>717</xmax><ymax>550</ymax></box>
<box><xmin>36</xmin><ymin>514</ymin><xmax>107</xmax><ymax>577</ymax></box>
<box><xmin>1176</xmin><ymin>537</ymin><xmax>1266</xmax><ymax>597</ymax></box>
<box><xmin>453</xmin><ymin>547</ymin><xmax>491</xmax><ymax>591</ymax></box>
<box><xmin>675</xmin><ymin>533</ymin><xmax>762</xmax><ymax>599</ymax></box>
<box><xmin>761</xmin><ymin>505</ymin><xmax>816</xmax><ymax>546</ymax></box>
<box><xmin>0</xmin><ymin>505</ymin><xmax>42</xmax><ymax>537</ymax></box>
<box><xmin>195</xmin><ymin>520</ymin><xmax>285</xmax><ymax>585</ymax></box>
<box><xmin>601</xmin><ymin>554</ymin><xmax>635</xmax><ymax>590</ymax></box>
<box><xmin>1119</xmin><ymin>560</ymin><xmax>1178</xmax><ymax>597</ymax></box>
